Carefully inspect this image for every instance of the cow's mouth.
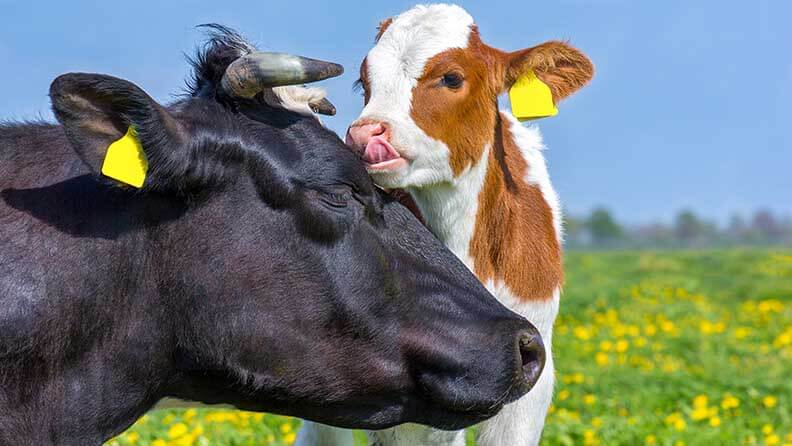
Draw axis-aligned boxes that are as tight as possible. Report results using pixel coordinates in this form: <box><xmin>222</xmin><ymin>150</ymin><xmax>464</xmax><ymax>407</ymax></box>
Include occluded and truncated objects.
<box><xmin>362</xmin><ymin>136</ymin><xmax>408</xmax><ymax>171</ymax></box>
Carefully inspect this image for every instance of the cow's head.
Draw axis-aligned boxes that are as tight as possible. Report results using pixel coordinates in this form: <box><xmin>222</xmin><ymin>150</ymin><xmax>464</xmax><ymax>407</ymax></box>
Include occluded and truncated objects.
<box><xmin>346</xmin><ymin>4</ymin><xmax>593</xmax><ymax>189</ymax></box>
<box><xmin>45</xmin><ymin>26</ymin><xmax>544</xmax><ymax>432</ymax></box>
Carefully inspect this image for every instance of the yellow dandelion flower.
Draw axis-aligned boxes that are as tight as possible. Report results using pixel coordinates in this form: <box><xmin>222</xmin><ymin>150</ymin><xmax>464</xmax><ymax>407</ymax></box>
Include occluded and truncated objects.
<box><xmin>645</xmin><ymin>324</ymin><xmax>657</xmax><ymax>336</ymax></box>
<box><xmin>592</xmin><ymin>417</ymin><xmax>603</xmax><ymax>427</ymax></box>
<box><xmin>616</xmin><ymin>339</ymin><xmax>629</xmax><ymax>352</ymax></box>
<box><xmin>168</xmin><ymin>423</ymin><xmax>189</xmax><ymax>439</ymax></box>
<box><xmin>774</xmin><ymin>330</ymin><xmax>792</xmax><ymax>348</ymax></box>
<box><xmin>584</xmin><ymin>394</ymin><xmax>597</xmax><ymax>405</ymax></box>
<box><xmin>675</xmin><ymin>441</ymin><xmax>685</xmax><ymax>446</ymax></box>
<box><xmin>762</xmin><ymin>424</ymin><xmax>774</xmax><ymax>435</ymax></box>
<box><xmin>691</xmin><ymin>406</ymin><xmax>709</xmax><ymax>421</ymax></box>
<box><xmin>721</xmin><ymin>394</ymin><xmax>739</xmax><ymax>409</ymax></box>
<box><xmin>674</xmin><ymin>419</ymin><xmax>687</xmax><ymax>431</ymax></box>
<box><xmin>284</xmin><ymin>432</ymin><xmax>297</xmax><ymax>444</ymax></box>
<box><xmin>733</xmin><ymin>327</ymin><xmax>751</xmax><ymax>340</ymax></box>
<box><xmin>595</xmin><ymin>352</ymin><xmax>609</xmax><ymax>366</ymax></box>
<box><xmin>558</xmin><ymin>389</ymin><xmax>570</xmax><ymax>400</ymax></box>
<box><xmin>766</xmin><ymin>434</ymin><xmax>780</xmax><ymax>446</ymax></box>
<box><xmin>183</xmin><ymin>409</ymin><xmax>197</xmax><ymax>421</ymax></box>
<box><xmin>709</xmin><ymin>416</ymin><xmax>721</xmax><ymax>427</ymax></box>
<box><xmin>693</xmin><ymin>395</ymin><xmax>708</xmax><ymax>408</ymax></box>
<box><xmin>665</xmin><ymin>412</ymin><xmax>681</xmax><ymax>425</ymax></box>
<box><xmin>174</xmin><ymin>434</ymin><xmax>197</xmax><ymax>446</ymax></box>
<box><xmin>124</xmin><ymin>432</ymin><xmax>140</xmax><ymax>444</ymax></box>
<box><xmin>600</xmin><ymin>340</ymin><xmax>613</xmax><ymax>352</ymax></box>
<box><xmin>645</xmin><ymin>434</ymin><xmax>657</xmax><ymax>445</ymax></box>
<box><xmin>763</xmin><ymin>395</ymin><xmax>778</xmax><ymax>408</ymax></box>
<box><xmin>574</xmin><ymin>327</ymin><xmax>592</xmax><ymax>341</ymax></box>
<box><xmin>280</xmin><ymin>423</ymin><xmax>293</xmax><ymax>434</ymax></box>
<box><xmin>152</xmin><ymin>440</ymin><xmax>167</xmax><ymax>446</ymax></box>
<box><xmin>660</xmin><ymin>320</ymin><xmax>675</xmax><ymax>333</ymax></box>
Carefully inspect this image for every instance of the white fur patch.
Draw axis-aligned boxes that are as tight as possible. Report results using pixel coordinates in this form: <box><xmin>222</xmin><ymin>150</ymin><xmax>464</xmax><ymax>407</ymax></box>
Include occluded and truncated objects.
<box><xmin>359</xmin><ymin>4</ymin><xmax>474</xmax><ymax>189</ymax></box>
<box><xmin>410</xmin><ymin>145</ymin><xmax>490</xmax><ymax>268</ymax></box>
<box><xmin>261</xmin><ymin>85</ymin><xmax>328</xmax><ymax>119</ymax></box>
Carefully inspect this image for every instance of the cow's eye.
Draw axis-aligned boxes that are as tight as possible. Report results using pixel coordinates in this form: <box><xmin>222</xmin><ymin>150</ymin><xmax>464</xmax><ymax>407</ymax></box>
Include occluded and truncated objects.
<box><xmin>321</xmin><ymin>191</ymin><xmax>351</xmax><ymax>209</ymax></box>
<box><xmin>353</xmin><ymin>79</ymin><xmax>366</xmax><ymax>97</ymax></box>
<box><xmin>441</xmin><ymin>72</ymin><xmax>464</xmax><ymax>89</ymax></box>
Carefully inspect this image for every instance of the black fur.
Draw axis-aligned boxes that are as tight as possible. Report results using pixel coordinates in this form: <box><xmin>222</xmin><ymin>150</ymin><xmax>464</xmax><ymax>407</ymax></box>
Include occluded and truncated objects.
<box><xmin>0</xmin><ymin>27</ymin><xmax>539</xmax><ymax>445</ymax></box>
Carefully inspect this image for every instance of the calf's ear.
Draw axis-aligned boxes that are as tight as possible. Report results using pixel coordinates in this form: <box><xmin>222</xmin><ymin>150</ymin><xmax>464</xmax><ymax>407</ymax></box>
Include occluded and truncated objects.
<box><xmin>505</xmin><ymin>41</ymin><xmax>594</xmax><ymax>103</ymax></box>
<box><xmin>50</xmin><ymin>73</ymin><xmax>185</xmax><ymax>189</ymax></box>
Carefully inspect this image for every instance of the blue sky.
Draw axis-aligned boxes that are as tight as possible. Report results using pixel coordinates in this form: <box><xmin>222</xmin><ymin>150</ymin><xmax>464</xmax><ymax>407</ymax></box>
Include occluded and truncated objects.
<box><xmin>0</xmin><ymin>0</ymin><xmax>789</xmax><ymax>223</ymax></box>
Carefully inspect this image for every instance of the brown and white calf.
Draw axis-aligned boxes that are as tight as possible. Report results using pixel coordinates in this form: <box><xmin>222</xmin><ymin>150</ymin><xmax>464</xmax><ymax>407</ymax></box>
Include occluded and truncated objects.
<box><xmin>298</xmin><ymin>4</ymin><xmax>592</xmax><ymax>446</ymax></box>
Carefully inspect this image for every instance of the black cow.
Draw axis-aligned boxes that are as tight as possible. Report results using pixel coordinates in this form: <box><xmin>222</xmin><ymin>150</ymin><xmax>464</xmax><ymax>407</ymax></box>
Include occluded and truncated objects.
<box><xmin>0</xmin><ymin>26</ymin><xmax>545</xmax><ymax>445</ymax></box>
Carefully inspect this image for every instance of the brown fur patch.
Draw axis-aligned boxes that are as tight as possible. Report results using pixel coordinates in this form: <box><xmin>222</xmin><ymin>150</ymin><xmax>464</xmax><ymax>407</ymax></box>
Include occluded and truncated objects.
<box><xmin>409</xmin><ymin>31</ymin><xmax>503</xmax><ymax>176</ymax></box>
<box><xmin>469</xmin><ymin>114</ymin><xmax>563</xmax><ymax>300</ymax></box>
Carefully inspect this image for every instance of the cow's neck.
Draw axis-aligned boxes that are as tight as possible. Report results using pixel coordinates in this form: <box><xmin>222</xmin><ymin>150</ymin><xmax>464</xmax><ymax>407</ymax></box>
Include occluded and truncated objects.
<box><xmin>410</xmin><ymin>112</ymin><xmax>563</xmax><ymax>302</ymax></box>
<box><xmin>409</xmin><ymin>144</ymin><xmax>490</xmax><ymax>271</ymax></box>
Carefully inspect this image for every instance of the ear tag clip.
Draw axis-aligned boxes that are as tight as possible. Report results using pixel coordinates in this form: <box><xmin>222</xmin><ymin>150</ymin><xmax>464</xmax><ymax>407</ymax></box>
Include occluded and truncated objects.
<box><xmin>509</xmin><ymin>70</ymin><xmax>558</xmax><ymax>121</ymax></box>
<box><xmin>101</xmin><ymin>126</ymin><xmax>148</xmax><ymax>188</ymax></box>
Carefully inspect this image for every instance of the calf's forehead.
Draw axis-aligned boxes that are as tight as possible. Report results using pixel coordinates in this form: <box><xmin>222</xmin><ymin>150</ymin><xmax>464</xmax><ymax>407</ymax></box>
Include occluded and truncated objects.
<box><xmin>367</xmin><ymin>5</ymin><xmax>474</xmax><ymax>85</ymax></box>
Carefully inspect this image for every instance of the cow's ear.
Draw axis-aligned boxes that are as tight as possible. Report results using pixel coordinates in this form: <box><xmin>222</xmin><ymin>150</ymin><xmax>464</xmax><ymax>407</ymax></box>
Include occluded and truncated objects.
<box><xmin>505</xmin><ymin>41</ymin><xmax>593</xmax><ymax>103</ymax></box>
<box><xmin>375</xmin><ymin>18</ymin><xmax>393</xmax><ymax>42</ymax></box>
<box><xmin>50</xmin><ymin>73</ymin><xmax>185</xmax><ymax>189</ymax></box>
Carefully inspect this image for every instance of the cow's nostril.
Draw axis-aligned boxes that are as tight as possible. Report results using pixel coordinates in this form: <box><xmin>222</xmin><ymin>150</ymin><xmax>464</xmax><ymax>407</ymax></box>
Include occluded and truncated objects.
<box><xmin>372</xmin><ymin>122</ymin><xmax>388</xmax><ymax>136</ymax></box>
<box><xmin>518</xmin><ymin>332</ymin><xmax>546</xmax><ymax>389</ymax></box>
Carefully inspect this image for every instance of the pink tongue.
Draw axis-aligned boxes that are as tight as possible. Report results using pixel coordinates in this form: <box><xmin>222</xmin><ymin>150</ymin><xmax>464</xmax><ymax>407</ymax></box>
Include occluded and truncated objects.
<box><xmin>363</xmin><ymin>136</ymin><xmax>400</xmax><ymax>164</ymax></box>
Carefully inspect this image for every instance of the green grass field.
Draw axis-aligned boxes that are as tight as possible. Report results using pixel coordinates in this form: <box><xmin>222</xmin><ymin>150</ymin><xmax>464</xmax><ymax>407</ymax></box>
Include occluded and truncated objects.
<box><xmin>108</xmin><ymin>250</ymin><xmax>792</xmax><ymax>446</ymax></box>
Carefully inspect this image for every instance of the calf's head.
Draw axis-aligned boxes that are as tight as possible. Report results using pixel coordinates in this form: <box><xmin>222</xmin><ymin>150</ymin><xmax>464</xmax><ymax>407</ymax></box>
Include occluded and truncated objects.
<box><xmin>47</xmin><ymin>27</ymin><xmax>543</xmax><ymax>431</ymax></box>
<box><xmin>346</xmin><ymin>4</ymin><xmax>593</xmax><ymax>189</ymax></box>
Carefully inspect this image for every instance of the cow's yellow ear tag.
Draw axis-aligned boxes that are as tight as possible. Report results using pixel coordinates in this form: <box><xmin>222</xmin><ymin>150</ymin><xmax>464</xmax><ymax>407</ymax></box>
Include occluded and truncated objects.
<box><xmin>509</xmin><ymin>70</ymin><xmax>558</xmax><ymax>121</ymax></box>
<box><xmin>101</xmin><ymin>126</ymin><xmax>148</xmax><ymax>188</ymax></box>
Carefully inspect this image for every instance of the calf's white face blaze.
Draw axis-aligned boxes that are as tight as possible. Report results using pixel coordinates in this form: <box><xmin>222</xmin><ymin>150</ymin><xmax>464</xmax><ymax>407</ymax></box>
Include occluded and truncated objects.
<box><xmin>349</xmin><ymin>4</ymin><xmax>474</xmax><ymax>188</ymax></box>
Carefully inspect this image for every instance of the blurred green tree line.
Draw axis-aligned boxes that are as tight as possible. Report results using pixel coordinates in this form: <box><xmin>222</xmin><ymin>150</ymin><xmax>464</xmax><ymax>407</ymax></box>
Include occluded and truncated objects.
<box><xmin>564</xmin><ymin>208</ymin><xmax>792</xmax><ymax>249</ymax></box>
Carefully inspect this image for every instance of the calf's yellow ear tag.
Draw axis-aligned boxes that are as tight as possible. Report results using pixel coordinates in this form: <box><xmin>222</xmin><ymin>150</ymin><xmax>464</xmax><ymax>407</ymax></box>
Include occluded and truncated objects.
<box><xmin>101</xmin><ymin>126</ymin><xmax>148</xmax><ymax>188</ymax></box>
<box><xmin>509</xmin><ymin>70</ymin><xmax>558</xmax><ymax>121</ymax></box>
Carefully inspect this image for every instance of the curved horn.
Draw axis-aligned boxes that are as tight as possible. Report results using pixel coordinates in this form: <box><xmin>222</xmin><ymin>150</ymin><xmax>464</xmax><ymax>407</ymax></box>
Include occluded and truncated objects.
<box><xmin>222</xmin><ymin>52</ymin><xmax>344</xmax><ymax>98</ymax></box>
<box><xmin>309</xmin><ymin>97</ymin><xmax>337</xmax><ymax>116</ymax></box>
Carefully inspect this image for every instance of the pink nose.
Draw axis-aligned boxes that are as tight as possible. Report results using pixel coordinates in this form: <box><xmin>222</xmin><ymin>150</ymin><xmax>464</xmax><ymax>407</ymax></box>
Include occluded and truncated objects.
<box><xmin>345</xmin><ymin>122</ymin><xmax>389</xmax><ymax>150</ymax></box>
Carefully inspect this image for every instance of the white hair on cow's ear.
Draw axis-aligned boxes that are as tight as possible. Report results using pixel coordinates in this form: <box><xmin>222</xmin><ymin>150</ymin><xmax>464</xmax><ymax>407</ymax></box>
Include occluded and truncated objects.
<box><xmin>263</xmin><ymin>86</ymin><xmax>328</xmax><ymax>120</ymax></box>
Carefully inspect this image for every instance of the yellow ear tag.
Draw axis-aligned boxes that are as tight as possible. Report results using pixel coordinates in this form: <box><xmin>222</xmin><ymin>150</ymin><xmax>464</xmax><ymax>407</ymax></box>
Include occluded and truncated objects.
<box><xmin>509</xmin><ymin>70</ymin><xmax>558</xmax><ymax>121</ymax></box>
<box><xmin>101</xmin><ymin>126</ymin><xmax>148</xmax><ymax>188</ymax></box>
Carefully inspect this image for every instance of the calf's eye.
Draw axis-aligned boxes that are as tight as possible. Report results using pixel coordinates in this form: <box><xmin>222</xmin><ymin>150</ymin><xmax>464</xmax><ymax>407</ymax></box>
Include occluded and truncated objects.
<box><xmin>441</xmin><ymin>73</ymin><xmax>464</xmax><ymax>89</ymax></box>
